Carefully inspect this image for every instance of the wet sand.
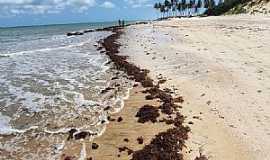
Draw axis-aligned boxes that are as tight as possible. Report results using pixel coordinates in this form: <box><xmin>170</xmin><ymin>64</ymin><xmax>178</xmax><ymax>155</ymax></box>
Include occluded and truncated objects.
<box><xmin>89</xmin><ymin>86</ymin><xmax>172</xmax><ymax>159</ymax></box>
<box><xmin>59</xmin><ymin>26</ymin><xmax>192</xmax><ymax>160</ymax></box>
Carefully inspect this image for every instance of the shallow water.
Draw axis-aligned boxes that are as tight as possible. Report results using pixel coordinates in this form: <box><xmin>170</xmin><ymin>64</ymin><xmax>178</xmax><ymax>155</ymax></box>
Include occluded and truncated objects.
<box><xmin>0</xmin><ymin>22</ymin><xmax>133</xmax><ymax>159</ymax></box>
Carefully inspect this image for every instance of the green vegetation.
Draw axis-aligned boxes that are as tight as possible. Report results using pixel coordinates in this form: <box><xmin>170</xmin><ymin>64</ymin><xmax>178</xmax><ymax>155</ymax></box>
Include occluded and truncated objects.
<box><xmin>207</xmin><ymin>0</ymin><xmax>252</xmax><ymax>15</ymax></box>
<box><xmin>154</xmin><ymin>0</ymin><xmax>269</xmax><ymax>17</ymax></box>
<box><xmin>154</xmin><ymin>0</ymin><xmax>213</xmax><ymax>18</ymax></box>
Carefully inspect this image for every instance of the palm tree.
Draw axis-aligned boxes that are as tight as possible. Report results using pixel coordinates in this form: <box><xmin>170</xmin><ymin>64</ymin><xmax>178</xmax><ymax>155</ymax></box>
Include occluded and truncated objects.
<box><xmin>196</xmin><ymin>0</ymin><xmax>203</xmax><ymax>15</ymax></box>
<box><xmin>209</xmin><ymin>0</ymin><xmax>216</xmax><ymax>9</ymax></box>
<box><xmin>187</xmin><ymin>1</ymin><xmax>193</xmax><ymax>16</ymax></box>
<box><xmin>164</xmin><ymin>0</ymin><xmax>171</xmax><ymax>17</ymax></box>
<box><xmin>204</xmin><ymin>0</ymin><xmax>209</xmax><ymax>8</ymax></box>
<box><xmin>190</xmin><ymin>0</ymin><xmax>196</xmax><ymax>15</ymax></box>
<box><xmin>171</xmin><ymin>0</ymin><xmax>177</xmax><ymax>16</ymax></box>
<box><xmin>197</xmin><ymin>0</ymin><xmax>203</xmax><ymax>8</ymax></box>
<box><xmin>177</xmin><ymin>2</ymin><xmax>182</xmax><ymax>16</ymax></box>
<box><xmin>182</xmin><ymin>0</ymin><xmax>187</xmax><ymax>16</ymax></box>
<box><xmin>154</xmin><ymin>3</ymin><xmax>159</xmax><ymax>10</ymax></box>
<box><xmin>160</xmin><ymin>4</ymin><xmax>166</xmax><ymax>18</ymax></box>
<box><xmin>154</xmin><ymin>2</ymin><xmax>162</xmax><ymax>18</ymax></box>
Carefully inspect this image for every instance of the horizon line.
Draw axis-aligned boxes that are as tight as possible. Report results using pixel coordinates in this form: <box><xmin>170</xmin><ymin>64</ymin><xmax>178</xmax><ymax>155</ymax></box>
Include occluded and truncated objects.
<box><xmin>0</xmin><ymin>18</ymin><xmax>150</xmax><ymax>29</ymax></box>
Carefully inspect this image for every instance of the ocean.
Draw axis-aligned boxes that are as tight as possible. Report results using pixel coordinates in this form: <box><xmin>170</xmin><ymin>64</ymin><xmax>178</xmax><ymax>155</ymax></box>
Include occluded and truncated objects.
<box><xmin>0</xmin><ymin>22</ymin><xmax>133</xmax><ymax>159</ymax></box>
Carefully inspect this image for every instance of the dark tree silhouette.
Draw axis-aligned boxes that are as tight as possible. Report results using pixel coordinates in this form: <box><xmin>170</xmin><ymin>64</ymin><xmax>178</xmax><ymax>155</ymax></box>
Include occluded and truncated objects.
<box><xmin>154</xmin><ymin>0</ymin><xmax>222</xmax><ymax>18</ymax></box>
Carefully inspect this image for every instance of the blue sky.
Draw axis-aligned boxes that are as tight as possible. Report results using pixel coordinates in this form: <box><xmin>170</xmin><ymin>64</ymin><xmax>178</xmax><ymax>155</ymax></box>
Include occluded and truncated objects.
<box><xmin>0</xmin><ymin>0</ymin><xmax>158</xmax><ymax>27</ymax></box>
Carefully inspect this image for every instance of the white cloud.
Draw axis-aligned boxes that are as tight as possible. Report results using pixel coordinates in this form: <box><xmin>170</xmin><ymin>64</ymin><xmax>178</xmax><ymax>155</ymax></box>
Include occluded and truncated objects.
<box><xmin>0</xmin><ymin>0</ymin><xmax>96</xmax><ymax>16</ymax></box>
<box><xmin>101</xmin><ymin>1</ymin><xmax>115</xmax><ymax>8</ymax></box>
<box><xmin>123</xmin><ymin>0</ymin><xmax>151</xmax><ymax>8</ymax></box>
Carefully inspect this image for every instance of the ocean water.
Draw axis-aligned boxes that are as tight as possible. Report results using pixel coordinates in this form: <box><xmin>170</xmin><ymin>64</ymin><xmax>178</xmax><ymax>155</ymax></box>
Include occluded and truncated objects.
<box><xmin>0</xmin><ymin>22</ymin><xmax>133</xmax><ymax>159</ymax></box>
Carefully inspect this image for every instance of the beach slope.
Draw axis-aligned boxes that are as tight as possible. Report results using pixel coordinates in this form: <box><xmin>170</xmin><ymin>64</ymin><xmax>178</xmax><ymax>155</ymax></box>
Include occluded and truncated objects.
<box><xmin>117</xmin><ymin>15</ymin><xmax>270</xmax><ymax>160</ymax></box>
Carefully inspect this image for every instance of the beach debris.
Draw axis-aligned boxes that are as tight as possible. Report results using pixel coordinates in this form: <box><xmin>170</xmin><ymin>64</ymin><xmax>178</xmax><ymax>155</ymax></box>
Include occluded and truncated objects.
<box><xmin>159</xmin><ymin>102</ymin><xmax>175</xmax><ymax>115</ymax></box>
<box><xmin>107</xmin><ymin>116</ymin><xmax>116</xmax><ymax>121</ymax></box>
<box><xmin>103</xmin><ymin>106</ymin><xmax>111</xmax><ymax>111</ymax></box>
<box><xmin>158</xmin><ymin>79</ymin><xmax>167</xmax><ymax>84</ymax></box>
<box><xmin>118</xmin><ymin>146</ymin><xmax>134</xmax><ymax>155</ymax></box>
<box><xmin>83</xmin><ymin>29</ymin><xmax>94</xmax><ymax>33</ymax></box>
<box><xmin>92</xmin><ymin>143</ymin><xmax>99</xmax><ymax>150</ymax></box>
<box><xmin>143</xmin><ymin>87</ymin><xmax>173</xmax><ymax>103</ymax></box>
<box><xmin>135</xmin><ymin>105</ymin><xmax>160</xmax><ymax>123</ymax></box>
<box><xmin>117</xmin><ymin>117</ymin><xmax>123</xmax><ymax>122</ymax></box>
<box><xmin>174</xmin><ymin>96</ymin><xmax>184</xmax><ymax>103</ymax></box>
<box><xmin>97</xmin><ymin>25</ymin><xmax>199</xmax><ymax>160</ymax></box>
<box><xmin>163</xmin><ymin>88</ymin><xmax>173</xmax><ymax>93</ymax></box>
<box><xmin>193</xmin><ymin>116</ymin><xmax>200</xmax><ymax>120</ymax></box>
<box><xmin>188</xmin><ymin>121</ymin><xmax>194</xmax><ymax>125</ymax></box>
<box><xmin>145</xmin><ymin>94</ymin><xmax>154</xmax><ymax>100</ymax></box>
<box><xmin>66</xmin><ymin>32</ymin><xmax>84</xmax><ymax>36</ymax></box>
<box><xmin>67</xmin><ymin>129</ymin><xmax>97</xmax><ymax>140</ymax></box>
<box><xmin>132</xmin><ymin>126</ymin><xmax>190</xmax><ymax>160</ymax></box>
<box><xmin>99</xmin><ymin>28</ymin><xmax>154</xmax><ymax>88</ymax></box>
<box><xmin>64</xmin><ymin>156</ymin><xmax>75</xmax><ymax>160</ymax></box>
<box><xmin>67</xmin><ymin>129</ymin><xmax>77</xmax><ymax>140</ymax></box>
<box><xmin>137</xmin><ymin>137</ymin><xmax>144</xmax><ymax>144</ymax></box>
<box><xmin>159</xmin><ymin>118</ymin><xmax>174</xmax><ymax>125</ymax></box>
<box><xmin>194</xmin><ymin>153</ymin><xmax>208</xmax><ymax>160</ymax></box>
<box><xmin>133</xmin><ymin>83</ymin><xmax>139</xmax><ymax>87</ymax></box>
<box><xmin>101</xmin><ymin>87</ymin><xmax>114</xmax><ymax>94</ymax></box>
<box><xmin>74</xmin><ymin>132</ymin><xmax>90</xmax><ymax>140</ymax></box>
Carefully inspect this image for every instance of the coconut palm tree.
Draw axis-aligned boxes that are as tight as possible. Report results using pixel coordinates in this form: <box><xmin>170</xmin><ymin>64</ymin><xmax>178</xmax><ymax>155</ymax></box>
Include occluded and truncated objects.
<box><xmin>204</xmin><ymin>0</ymin><xmax>209</xmax><ymax>8</ymax></box>
<box><xmin>206</xmin><ymin>0</ymin><xmax>216</xmax><ymax>14</ymax></box>
<box><xmin>177</xmin><ymin>2</ymin><xmax>183</xmax><ymax>16</ymax></box>
<box><xmin>160</xmin><ymin>4</ymin><xmax>166</xmax><ymax>18</ymax></box>
<box><xmin>209</xmin><ymin>0</ymin><xmax>216</xmax><ymax>9</ymax></box>
<box><xmin>171</xmin><ymin>0</ymin><xmax>177</xmax><ymax>16</ymax></box>
<box><xmin>182</xmin><ymin>0</ymin><xmax>187</xmax><ymax>16</ymax></box>
<box><xmin>154</xmin><ymin>2</ymin><xmax>162</xmax><ymax>18</ymax></box>
<box><xmin>164</xmin><ymin>0</ymin><xmax>171</xmax><ymax>17</ymax></box>
<box><xmin>197</xmin><ymin>0</ymin><xmax>203</xmax><ymax>8</ymax></box>
<box><xmin>196</xmin><ymin>0</ymin><xmax>203</xmax><ymax>15</ymax></box>
<box><xmin>190</xmin><ymin>0</ymin><xmax>196</xmax><ymax>15</ymax></box>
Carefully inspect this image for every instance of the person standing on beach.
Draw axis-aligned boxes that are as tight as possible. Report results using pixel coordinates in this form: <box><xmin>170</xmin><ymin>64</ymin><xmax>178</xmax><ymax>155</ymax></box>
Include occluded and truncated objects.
<box><xmin>122</xmin><ymin>20</ymin><xmax>125</xmax><ymax>27</ymax></box>
<box><xmin>118</xmin><ymin>19</ymin><xmax>121</xmax><ymax>26</ymax></box>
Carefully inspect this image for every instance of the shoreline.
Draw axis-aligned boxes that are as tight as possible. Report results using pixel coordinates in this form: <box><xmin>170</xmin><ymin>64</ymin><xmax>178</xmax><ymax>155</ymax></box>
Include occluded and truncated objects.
<box><xmin>60</xmin><ymin>24</ymin><xmax>204</xmax><ymax>160</ymax></box>
<box><xmin>93</xmin><ymin>26</ymin><xmax>196</xmax><ymax>160</ymax></box>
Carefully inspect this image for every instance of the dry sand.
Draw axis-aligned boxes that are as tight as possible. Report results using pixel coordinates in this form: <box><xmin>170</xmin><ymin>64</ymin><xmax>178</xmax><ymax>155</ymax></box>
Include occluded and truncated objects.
<box><xmin>117</xmin><ymin>15</ymin><xmax>270</xmax><ymax>160</ymax></box>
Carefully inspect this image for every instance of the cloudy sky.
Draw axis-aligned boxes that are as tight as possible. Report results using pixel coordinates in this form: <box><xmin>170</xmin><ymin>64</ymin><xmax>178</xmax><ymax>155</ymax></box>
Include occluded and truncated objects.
<box><xmin>0</xmin><ymin>0</ymin><xmax>157</xmax><ymax>27</ymax></box>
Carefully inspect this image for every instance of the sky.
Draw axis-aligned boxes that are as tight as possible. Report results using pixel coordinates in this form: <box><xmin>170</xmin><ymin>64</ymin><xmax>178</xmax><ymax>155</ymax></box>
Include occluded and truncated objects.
<box><xmin>0</xmin><ymin>0</ymin><xmax>158</xmax><ymax>27</ymax></box>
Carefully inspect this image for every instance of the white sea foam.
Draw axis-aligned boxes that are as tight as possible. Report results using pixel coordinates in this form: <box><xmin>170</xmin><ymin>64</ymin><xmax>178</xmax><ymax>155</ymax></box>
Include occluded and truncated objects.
<box><xmin>0</xmin><ymin>113</ymin><xmax>14</xmax><ymax>134</ymax></box>
<box><xmin>0</xmin><ymin>24</ymin><xmax>134</xmax><ymax>159</ymax></box>
<box><xmin>79</xmin><ymin>143</ymin><xmax>87</xmax><ymax>160</ymax></box>
<box><xmin>0</xmin><ymin>112</ymin><xmax>39</xmax><ymax>135</ymax></box>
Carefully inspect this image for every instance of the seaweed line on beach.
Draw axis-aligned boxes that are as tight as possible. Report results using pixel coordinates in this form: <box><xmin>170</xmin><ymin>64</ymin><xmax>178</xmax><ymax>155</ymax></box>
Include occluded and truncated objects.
<box><xmin>97</xmin><ymin>25</ymin><xmax>207</xmax><ymax>160</ymax></box>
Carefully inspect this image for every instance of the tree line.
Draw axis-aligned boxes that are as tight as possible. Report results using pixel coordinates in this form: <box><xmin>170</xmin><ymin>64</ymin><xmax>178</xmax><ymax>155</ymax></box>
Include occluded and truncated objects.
<box><xmin>154</xmin><ymin>0</ymin><xmax>224</xmax><ymax>18</ymax></box>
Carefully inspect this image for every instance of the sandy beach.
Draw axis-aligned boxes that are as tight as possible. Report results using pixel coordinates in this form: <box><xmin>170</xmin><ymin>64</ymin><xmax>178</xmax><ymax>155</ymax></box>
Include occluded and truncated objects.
<box><xmin>2</xmin><ymin>0</ymin><xmax>270</xmax><ymax>159</ymax></box>
<box><xmin>2</xmin><ymin>15</ymin><xmax>269</xmax><ymax>160</ymax></box>
<box><xmin>60</xmin><ymin>15</ymin><xmax>270</xmax><ymax>160</ymax></box>
<box><xmin>116</xmin><ymin>15</ymin><xmax>270</xmax><ymax>160</ymax></box>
